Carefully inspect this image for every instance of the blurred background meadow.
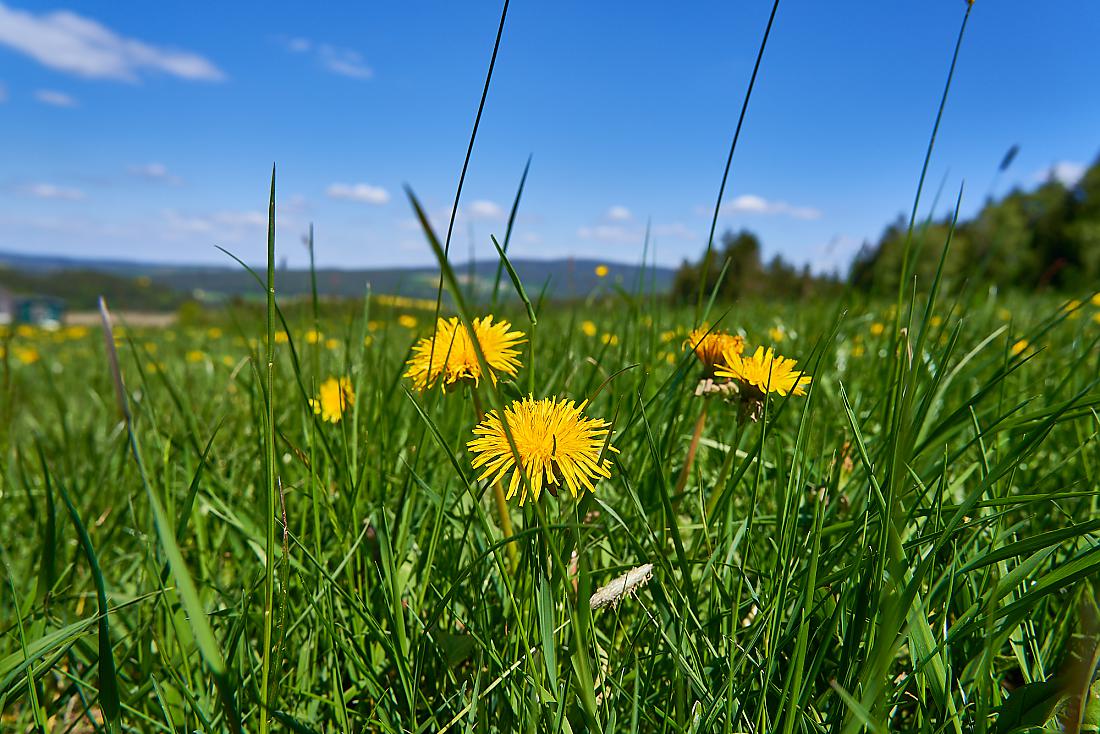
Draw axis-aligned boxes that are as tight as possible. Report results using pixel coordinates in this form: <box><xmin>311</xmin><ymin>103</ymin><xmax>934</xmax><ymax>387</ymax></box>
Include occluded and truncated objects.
<box><xmin>2</xmin><ymin>1</ymin><xmax>1100</xmax><ymax>732</ymax></box>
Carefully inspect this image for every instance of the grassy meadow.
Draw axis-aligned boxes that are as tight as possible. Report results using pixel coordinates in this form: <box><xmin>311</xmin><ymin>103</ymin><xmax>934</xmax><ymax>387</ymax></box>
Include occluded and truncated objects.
<box><xmin>2</xmin><ymin>264</ymin><xmax>1100</xmax><ymax>732</ymax></box>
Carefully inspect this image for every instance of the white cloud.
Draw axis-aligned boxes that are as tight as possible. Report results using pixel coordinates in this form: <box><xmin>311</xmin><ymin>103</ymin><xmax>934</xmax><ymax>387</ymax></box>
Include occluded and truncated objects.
<box><xmin>22</xmin><ymin>182</ymin><xmax>85</xmax><ymax>200</ymax></box>
<box><xmin>0</xmin><ymin>3</ymin><xmax>225</xmax><ymax>82</ymax></box>
<box><xmin>719</xmin><ymin>194</ymin><xmax>822</xmax><ymax>220</ymax></box>
<box><xmin>606</xmin><ymin>205</ymin><xmax>632</xmax><ymax>222</ymax></box>
<box><xmin>326</xmin><ymin>182</ymin><xmax>390</xmax><ymax>204</ymax></box>
<box><xmin>318</xmin><ymin>44</ymin><xmax>372</xmax><ymax>79</ymax></box>
<box><xmin>34</xmin><ymin>88</ymin><xmax>77</xmax><ymax>107</ymax></box>
<box><xmin>128</xmin><ymin>162</ymin><xmax>181</xmax><ymax>184</ymax></box>
<box><xmin>1036</xmin><ymin>161</ymin><xmax>1086</xmax><ymax>188</ymax></box>
<box><xmin>653</xmin><ymin>222</ymin><xmax>696</xmax><ymax>240</ymax></box>
<box><xmin>469</xmin><ymin>199</ymin><xmax>504</xmax><ymax>219</ymax></box>
<box><xmin>577</xmin><ymin>224</ymin><xmax>638</xmax><ymax>244</ymax></box>
<box><xmin>285</xmin><ymin>37</ymin><xmax>311</xmax><ymax>53</ymax></box>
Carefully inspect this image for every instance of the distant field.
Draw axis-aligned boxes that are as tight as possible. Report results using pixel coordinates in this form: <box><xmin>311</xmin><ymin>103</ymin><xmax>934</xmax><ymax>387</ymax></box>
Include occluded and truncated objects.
<box><xmin>2</xmin><ymin>284</ymin><xmax>1099</xmax><ymax>731</ymax></box>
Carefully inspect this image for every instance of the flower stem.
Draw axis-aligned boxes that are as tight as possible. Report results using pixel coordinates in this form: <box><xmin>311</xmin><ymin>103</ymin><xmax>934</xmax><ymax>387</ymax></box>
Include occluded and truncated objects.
<box><xmin>471</xmin><ymin>390</ymin><xmax>518</xmax><ymax>566</ymax></box>
<box><xmin>674</xmin><ymin>403</ymin><xmax>708</xmax><ymax>498</ymax></box>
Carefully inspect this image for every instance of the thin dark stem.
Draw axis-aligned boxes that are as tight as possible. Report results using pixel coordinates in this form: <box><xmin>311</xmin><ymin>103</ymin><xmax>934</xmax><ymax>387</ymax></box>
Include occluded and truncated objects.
<box><xmin>696</xmin><ymin>0</ymin><xmax>781</xmax><ymax>321</ymax></box>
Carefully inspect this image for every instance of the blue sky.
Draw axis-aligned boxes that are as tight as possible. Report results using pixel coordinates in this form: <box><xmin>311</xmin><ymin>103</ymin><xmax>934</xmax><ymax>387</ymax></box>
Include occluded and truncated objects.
<box><xmin>1</xmin><ymin>1</ymin><xmax>1098</xmax><ymax>272</ymax></box>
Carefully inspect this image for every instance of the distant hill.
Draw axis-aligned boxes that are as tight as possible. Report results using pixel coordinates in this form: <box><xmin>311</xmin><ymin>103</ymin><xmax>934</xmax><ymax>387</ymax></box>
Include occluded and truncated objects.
<box><xmin>0</xmin><ymin>251</ymin><xmax>674</xmax><ymax>310</ymax></box>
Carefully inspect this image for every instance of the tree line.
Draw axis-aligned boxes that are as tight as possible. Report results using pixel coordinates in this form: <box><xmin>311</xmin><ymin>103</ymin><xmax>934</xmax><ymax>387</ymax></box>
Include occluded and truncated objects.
<box><xmin>672</xmin><ymin>153</ymin><xmax>1100</xmax><ymax>301</ymax></box>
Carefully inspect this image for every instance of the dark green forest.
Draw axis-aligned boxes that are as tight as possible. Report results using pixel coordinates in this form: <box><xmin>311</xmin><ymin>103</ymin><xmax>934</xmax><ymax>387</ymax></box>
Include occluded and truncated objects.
<box><xmin>674</xmin><ymin>153</ymin><xmax>1100</xmax><ymax>300</ymax></box>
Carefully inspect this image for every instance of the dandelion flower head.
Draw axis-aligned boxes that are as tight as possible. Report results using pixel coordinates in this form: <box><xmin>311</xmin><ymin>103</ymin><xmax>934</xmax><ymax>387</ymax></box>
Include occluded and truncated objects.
<box><xmin>468</xmin><ymin>396</ymin><xmax>616</xmax><ymax>505</ymax></box>
<box><xmin>405</xmin><ymin>315</ymin><xmax>525</xmax><ymax>391</ymax></box>
<box><xmin>716</xmin><ymin>345</ymin><xmax>811</xmax><ymax>397</ymax></box>
<box><xmin>311</xmin><ymin>376</ymin><xmax>355</xmax><ymax>423</ymax></box>
<box><xmin>684</xmin><ymin>326</ymin><xmax>744</xmax><ymax>375</ymax></box>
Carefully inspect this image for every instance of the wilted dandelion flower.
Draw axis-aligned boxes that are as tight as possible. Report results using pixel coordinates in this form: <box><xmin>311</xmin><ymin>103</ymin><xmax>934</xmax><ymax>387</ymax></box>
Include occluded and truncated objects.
<box><xmin>405</xmin><ymin>316</ymin><xmax>525</xmax><ymax>391</ymax></box>
<box><xmin>684</xmin><ymin>326</ymin><xmax>744</xmax><ymax>377</ymax></box>
<box><xmin>311</xmin><ymin>376</ymin><xmax>355</xmax><ymax>423</ymax></box>
<box><xmin>468</xmin><ymin>397</ymin><xmax>616</xmax><ymax>505</ymax></box>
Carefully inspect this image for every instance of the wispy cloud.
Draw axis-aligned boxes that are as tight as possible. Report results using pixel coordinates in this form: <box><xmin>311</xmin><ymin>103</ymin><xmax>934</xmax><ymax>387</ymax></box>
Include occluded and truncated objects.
<box><xmin>1035</xmin><ymin>161</ymin><xmax>1086</xmax><ymax>188</ymax></box>
<box><xmin>326</xmin><ymin>182</ymin><xmax>390</xmax><ymax>204</ymax></box>
<box><xmin>577</xmin><ymin>224</ymin><xmax>638</xmax><ymax>244</ymax></box>
<box><xmin>163</xmin><ymin>209</ymin><xmax>268</xmax><ymax>241</ymax></box>
<box><xmin>22</xmin><ymin>182</ymin><xmax>85</xmax><ymax>200</ymax></box>
<box><xmin>0</xmin><ymin>3</ymin><xmax>225</xmax><ymax>82</ymax></box>
<box><xmin>128</xmin><ymin>162</ymin><xmax>181</xmax><ymax>184</ymax></box>
<box><xmin>468</xmin><ymin>200</ymin><xmax>504</xmax><ymax>220</ymax></box>
<box><xmin>606</xmin><ymin>205</ymin><xmax>632</xmax><ymax>222</ymax></box>
<box><xmin>718</xmin><ymin>194</ymin><xmax>822</xmax><ymax>220</ymax></box>
<box><xmin>34</xmin><ymin>89</ymin><xmax>77</xmax><ymax>107</ymax></box>
<box><xmin>277</xmin><ymin>36</ymin><xmax>373</xmax><ymax>79</ymax></box>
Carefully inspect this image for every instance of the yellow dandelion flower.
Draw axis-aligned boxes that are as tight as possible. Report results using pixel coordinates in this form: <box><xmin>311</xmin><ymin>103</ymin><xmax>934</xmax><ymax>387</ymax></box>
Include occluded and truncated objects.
<box><xmin>364</xmin><ymin>335</ymin><xmax>374</xmax><ymax>347</ymax></box>
<box><xmin>1011</xmin><ymin>339</ymin><xmax>1028</xmax><ymax>356</ymax></box>
<box><xmin>930</xmin><ymin>315</ymin><xmax>943</xmax><ymax>327</ymax></box>
<box><xmin>594</xmin><ymin>264</ymin><xmax>609</xmax><ymax>278</ymax></box>
<box><xmin>716</xmin><ymin>346</ymin><xmax>811</xmax><ymax>397</ymax></box>
<box><xmin>997</xmin><ymin>308</ymin><xmax>1012</xmax><ymax>321</ymax></box>
<box><xmin>16</xmin><ymin>325</ymin><xmax>36</xmax><ymax>338</ymax></box>
<box><xmin>581</xmin><ymin>320</ymin><xmax>597</xmax><ymax>337</ymax></box>
<box><xmin>368</xmin><ymin>320</ymin><xmax>381</xmax><ymax>332</ymax></box>
<box><xmin>600</xmin><ymin>333</ymin><xmax>619</xmax><ymax>346</ymax></box>
<box><xmin>186</xmin><ymin>350</ymin><xmax>206</xmax><ymax>363</ymax></box>
<box><xmin>684</xmin><ymin>326</ymin><xmax>744</xmax><ymax>375</ymax></box>
<box><xmin>207</xmin><ymin>327</ymin><xmax>223</xmax><ymax>339</ymax></box>
<box><xmin>14</xmin><ymin>346</ymin><xmax>39</xmax><ymax>365</ymax></box>
<box><xmin>468</xmin><ymin>396</ymin><xmax>616</xmax><ymax>505</ymax></box>
<box><xmin>306</xmin><ymin>329</ymin><xmax>323</xmax><ymax>344</ymax></box>
<box><xmin>275</xmin><ymin>331</ymin><xmax>289</xmax><ymax>344</ymax></box>
<box><xmin>1091</xmin><ymin>293</ymin><xmax>1100</xmax><ymax>308</ymax></box>
<box><xmin>310</xmin><ymin>376</ymin><xmax>355</xmax><ymax>423</ymax></box>
<box><xmin>768</xmin><ymin>325</ymin><xmax>785</xmax><ymax>343</ymax></box>
<box><xmin>404</xmin><ymin>315</ymin><xmax>525</xmax><ymax>391</ymax></box>
<box><xmin>221</xmin><ymin>355</ymin><xmax>235</xmax><ymax>367</ymax></box>
<box><xmin>870</xmin><ymin>322</ymin><xmax>886</xmax><ymax>336</ymax></box>
<box><xmin>325</xmin><ymin>337</ymin><xmax>340</xmax><ymax>350</ymax></box>
<box><xmin>398</xmin><ymin>314</ymin><xmax>418</xmax><ymax>330</ymax></box>
<box><xmin>852</xmin><ymin>344</ymin><xmax>865</xmax><ymax>358</ymax></box>
<box><xmin>63</xmin><ymin>325</ymin><xmax>89</xmax><ymax>340</ymax></box>
<box><xmin>659</xmin><ymin>330</ymin><xmax>678</xmax><ymax>343</ymax></box>
<box><xmin>1093</xmin><ymin>312</ymin><xmax>1100</xmax><ymax>326</ymax></box>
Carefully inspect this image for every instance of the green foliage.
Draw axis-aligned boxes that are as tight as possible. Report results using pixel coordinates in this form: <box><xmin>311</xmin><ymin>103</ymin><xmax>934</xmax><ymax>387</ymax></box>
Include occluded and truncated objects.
<box><xmin>852</xmin><ymin>155</ymin><xmax>1100</xmax><ymax>293</ymax></box>
<box><xmin>1</xmin><ymin>277</ymin><xmax>1099</xmax><ymax>731</ymax></box>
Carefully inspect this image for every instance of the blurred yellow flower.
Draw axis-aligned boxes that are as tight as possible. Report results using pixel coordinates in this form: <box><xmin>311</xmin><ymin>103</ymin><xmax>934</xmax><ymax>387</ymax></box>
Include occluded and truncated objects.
<box><xmin>63</xmin><ymin>325</ymin><xmax>89</xmax><ymax>340</ymax></box>
<box><xmin>998</xmin><ymin>308</ymin><xmax>1012</xmax><ymax>321</ymax></box>
<box><xmin>221</xmin><ymin>355</ymin><xmax>236</xmax><ymax>367</ymax></box>
<box><xmin>275</xmin><ymin>331</ymin><xmax>289</xmax><ymax>344</ymax></box>
<box><xmin>1093</xmin><ymin>312</ymin><xmax>1100</xmax><ymax>326</ymax></box>
<box><xmin>306</xmin><ymin>329</ymin><xmax>323</xmax><ymax>344</ymax></box>
<box><xmin>207</xmin><ymin>327</ymin><xmax>223</xmax><ymax>339</ymax></box>
<box><xmin>398</xmin><ymin>314</ymin><xmax>418</xmax><ymax>330</ymax></box>
<box><xmin>1091</xmin><ymin>293</ymin><xmax>1100</xmax><ymax>307</ymax></box>
<box><xmin>310</xmin><ymin>376</ymin><xmax>355</xmax><ymax>423</ymax></box>
<box><xmin>716</xmin><ymin>346</ymin><xmax>811</xmax><ymax>397</ymax></box>
<box><xmin>144</xmin><ymin>342</ymin><xmax>158</xmax><ymax>354</ymax></box>
<box><xmin>600</xmin><ymin>333</ymin><xmax>620</xmax><ymax>346</ymax></box>
<box><xmin>581</xmin><ymin>320</ymin><xmax>597</xmax><ymax>337</ymax></box>
<box><xmin>870</xmin><ymin>322</ymin><xmax>886</xmax><ymax>336</ymax></box>
<box><xmin>14</xmin><ymin>346</ymin><xmax>39</xmax><ymax>365</ymax></box>
<box><xmin>1011</xmin><ymin>339</ymin><xmax>1028</xmax><ymax>356</ymax></box>
<box><xmin>364</xmin><ymin>335</ymin><xmax>374</xmax><ymax>347</ymax></box>
<box><xmin>404</xmin><ymin>315</ymin><xmax>525</xmax><ymax>391</ymax></box>
<box><xmin>16</xmin><ymin>325</ymin><xmax>35</xmax><ymax>338</ymax></box>
<box><xmin>684</xmin><ymin>326</ymin><xmax>744</xmax><ymax>375</ymax></box>
<box><xmin>768</xmin><ymin>325</ymin><xmax>785</xmax><ymax>343</ymax></box>
<box><xmin>368</xmin><ymin>320</ymin><xmax>381</xmax><ymax>332</ymax></box>
<box><xmin>468</xmin><ymin>396</ymin><xmax>616</xmax><ymax>505</ymax></box>
<box><xmin>186</xmin><ymin>350</ymin><xmax>207</xmax><ymax>363</ymax></box>
<box><xmin>930</xmin><ymin>315</ymin><xmax>943</xmax><ymax>327</ymax></box>
<box><xmin>852</xmin><ymin>344</ymin><xmax>865</xmax><ymax>358</ymax></box>
<box><xmin>325</xmin><ymin>338</ymin><xmax>340</xmax><ymax>350</ymax></box>
<box><xmin>594</xmin><ymin>264</ymin><xmax>609</xmax><ymax>278</ymax></box>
